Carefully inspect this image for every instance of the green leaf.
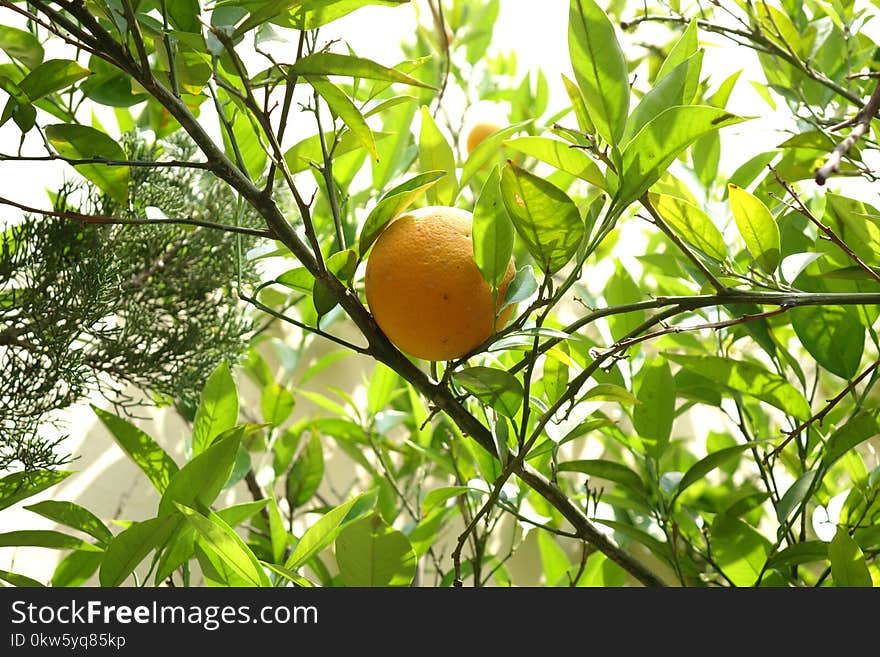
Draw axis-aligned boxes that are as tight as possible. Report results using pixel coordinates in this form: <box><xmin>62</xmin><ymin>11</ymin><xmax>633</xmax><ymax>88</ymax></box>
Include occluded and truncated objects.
<box><xmin>648</xmin><ymin>192</ymin><xmax>727</xmax><ymax>261</ymax></box>
<box><xmin>308</xmin><ymin>75</ymin><xmax>377</xmax><ymax>160</ymax></box>
<box><xmin>823</xmin><ymin>410</ymin><xmax>880</xmax><ymax>469</ymax></box>
<box><xmin>0</xmin><ymin>470</ymin><xmax>72</xmax><ymax>512</ymax></box>
<box><xmin>473</xmin><ymin>167</ymin><xmax>515</xmax><ymax>287</ymax></box>
<box><xmin>829</xmin><ymin>527</ymin><xmax>873</xmax><ymax>587</ymax></box>
<box><xmin>728</xmin><ymin>183</ymin><xmax>781</xmax><ymax>274</ymax></box>
<box><xmin>286</xmin><ymin>434</ymin><xmax>324</xmax><ymax>508</ymax></box>
<box><xmin>262</xmin><ymin>561</ymin><xmax>315</xmax><ymax>587</ymax></box>
<box><xmin>632</xmin><ymin>359</ymin><xmax>675</xmax><ymax>457</ymax></box>
<box><xmin>0</xmin><ymin>530</ymin><xmax>102</xmax><ymax>552</ymax></box>
<box><xmin>656</xmin><ymin>19</ymin><xmax>698</xmax><ymax>83</ymax></box>
<box><xmin>791</xmin><ymin>305</ymin><xmax>864</xmax><ymax>380</ymax></box>
<box><xmin>18</xmin><ymin>59</ymin><xmax>91</xmax><ymax>101</ymax></box>
<box><xmin>275</xmin><ymin>266</ymin><xmax>315</xmax><ymax>293</ymax></box>
<box><xmin>766</xmin><ymin>541</ymin><xmax>828</xmax><ymax>571</ymax></box>
<box><xmin>93</xmin><ymin>406</ymin><xmax>178</xmax><ymax>493</ymax></box>
<box><xmin>623</xmin><ymin>51</ymin><xmax>703</xmax><ymax>145</ymax></box>
<box><xmin>594</xmin><ymin>519</ymin><xmax>672</xmax><ymax>565</ymax></box>
<box><xmin>561</xmin><ymin>73</ymin><xmax>594</xmax><ymax>134</ymax></box>
<box><xmin>504</xmin><ymin>136</ymin><xmax>605</xmax><ymax>189</ymax></box>
<box><xmin>335</xmin><ymin>514</ymin><xmax>416</xmax><ymax>586</ymax></box>
<box><xmin>358</xmin><ymin>170</ymin><xmax>445</xmax><ymax>256</ymax></box>
<box><xmin>421</xmin><ymin>486</ymin><xmax>473</xmax><ymax>516</ymax></box>
<box><xmin>291</xmin><ymin>52</ymin><xmax>431</xmax><ymax>88</ymax></box>
<box><xmin>0</xmin><ymin>25</ymin><xmax>44</xmax><ymax>69</ymax></box>
<box><xmin>543</xmin><ymin>349</ymin><xmax>570</xmax><ymax>403</ymax></box>
<box><xmin>674</xmin><ymin>443</ymin><xmax>757</xmax><ymax>501</ymax></box>
<box><xmin>165</xmin><ymin>0</ymin><xmax>202</xmax><ymax>32</ymax></box>
<box><xmin>216</xmin><ymin>499</ymin><xmax>270</xmax><ymax>528</ymax></box>
<box><xmin>24</xmin><ymin>500</ymin><xmax>113</xmax><ymax>546</ymax></box>
<box><xmin>454</xmin><ymin>366</ymin><xmax>524</xmax><ymax>418</ymax></box>
<box><xmin>218</xmin><ymin>90</ymin><xmax>267</xmax><ymax>180</ymax></box>
<box><xmin>614</xmin><ymin>106</ymin><xmax>747</xmax><ymax>214</ymax></box>
<box><xmin>51</xmin><ymin>549</ymin><xmax>103</xmax><ymax>587</ymax></box>
<box><xmin>557</xmin><ymin>459</ymin><xmax>645</xmax><ymax>496</ymax></box>
<box><xmin>266</xmin><ymin>494</ymin><xmax>288</xmax><ymax>565</ymax></box>
<box><xmin>568</xmin><ymin>0</ymin><xmax>629</xmax><ymax>145</ymax></box>
<box><xmin>261</xmin><ymin>382</ymin><xmax>296</xmax><ymax>426</ymax></box>
<box><xmin>45</xmin><ymin>124</ymin><xmax>130</xmax><ymax>204</ymax></box>
<box><xmin>537</xmin><ymin>531</ymin><xmax>571</xmax><ymax>586</ymax></box>
<box><xmin>176</xmin><ymin>504</ymin><xmax>270</xmax><ymax>587</ymax></box>
<box><xmin>284</xmin><ymin>129</ymin><xmax>388</xmax><ymax>173</ymax></box>
<box><xmin>99</xmin><ymin>515</ymin><xmax>179</xmax><ymax>586</ymax></box>
<box><xmin>287</xmin><ymin>0</ymin><xmax>410</xmax><ymax>30</ymax></box>
<box><xmin>500</xmin><ymin>161</ymin><xmax>583</xmax><ymax>275</ymax></box>
<box><xmin>710</xmin><ymin>514</ymin><xmax>771</xmax><ymax>586</ymax></box>
<box><xmin>460</xmin><ymin>120</ymin><xmax>531</xmax><ymax>190</ymax></box>
<box><xmin>191</xmin><ymin>361</ymin><xmax>239</xmax><ymax>456</ymax></box>
<box><xmin>158</xmin><ymin>431</ymin><xmax>242</xmax><ymax>517</ymax></box>
<box><xmin>285</xmin><ymin>492</ymin><xmax>374</xmax><ymax>570</ymax></box>
<box><xmin>582</xmin><ymin>383</ymin><xmax>639</xmax><ymax>405</ymax></box>
<box><xmin>500</xmin><ymin>264</ymin><xmax>538</xmax><ymax>311</ymax></box>
<box><xmin>666</xmin><ymin>354</ymin><xmax>811</xmax><ymax>420</ymax></box>
<box><xmin>0</xmin><ymin>569</ymin><xmax>44</xmax><ymax>587</ymax></box>
<box><xmin>0</xmin><ymin>75</ymin><xmax>35</xmax><ymax>131</ymax></box>
<box><xmin>776</xmin><ymin>470</ymin><xmax>818</xmax><ymax>524</ymax></box>
<box><xmin>419</xmin><ymin>106</ymin><xmax>457</xmax><ymax>205</ymax></box>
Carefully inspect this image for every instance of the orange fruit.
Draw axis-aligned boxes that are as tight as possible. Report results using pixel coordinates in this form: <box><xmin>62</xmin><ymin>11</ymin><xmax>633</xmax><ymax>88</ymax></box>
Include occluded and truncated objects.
<box><xmin>466</xmin><ymin>121</ymin><xmax>502</xmax><ymax>155</ymax></box>
<box><xmin>364</xmin><ymin>206</ymin><xmax>516</xmax><ymax>361</ymax></box>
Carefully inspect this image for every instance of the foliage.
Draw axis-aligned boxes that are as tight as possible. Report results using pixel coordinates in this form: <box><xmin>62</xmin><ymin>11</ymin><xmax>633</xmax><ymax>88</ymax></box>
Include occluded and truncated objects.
<box><xmin>1</xmin><ymin>0</ymin><xmax>879</xmax><ymax>588</ymax></box>
<box><xmin>1</xmin><ymin>133</ymin><xmax>258</xmax><ymax>470</ymax></box>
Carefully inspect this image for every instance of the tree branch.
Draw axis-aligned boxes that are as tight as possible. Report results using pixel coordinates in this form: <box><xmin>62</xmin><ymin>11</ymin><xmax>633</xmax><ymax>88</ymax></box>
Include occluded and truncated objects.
<box><xmin>815</xmin><ymin>79</ymin><xmax>880</xmax><ymax>185</ymax></box>
<box><xmin>0</xmin><ymin>196</ymin><xmax>272</xmax><ymax>238</ymax></box>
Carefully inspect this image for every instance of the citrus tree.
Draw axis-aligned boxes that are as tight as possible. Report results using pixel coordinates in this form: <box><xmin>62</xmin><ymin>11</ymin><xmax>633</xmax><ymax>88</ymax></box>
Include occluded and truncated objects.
<box><xmin>1</xmin><ymin>0</ymin><xmax>879</xmax><ymax>588</ymax></box>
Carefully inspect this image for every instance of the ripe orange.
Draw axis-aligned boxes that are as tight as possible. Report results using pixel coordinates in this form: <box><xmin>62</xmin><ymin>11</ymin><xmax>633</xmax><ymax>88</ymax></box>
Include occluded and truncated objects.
<box><xmin>364</xmin><ymin>206</ymin><xmax>516</xmax><ymax>361</ymax></box>
<box><xmin>466</xmin><ymin>121</ymin><xmax>502</xmax><ymax>155</ymax></box>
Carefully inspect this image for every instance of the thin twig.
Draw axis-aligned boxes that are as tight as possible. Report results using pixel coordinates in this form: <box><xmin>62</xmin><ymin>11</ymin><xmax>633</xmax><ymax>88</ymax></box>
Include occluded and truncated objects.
<box><xmin>815</xmin><ymin>79</ymin><xmax>880</xmax><ymax>185</ymax></box>
<box><xmin>766</xmin><ymin>358</ymin><xmax>880</xmax><ymax>461</ymax></box>
<box><xmin>770</xmin><ymin>166</ymin><xmax>880</xmax><ymax>284</ymax></box>
<box><xmin>0</xmin><ymin>195</ymin><xmax>272</xmax><ymax>238</ymax></box>
<box><xmin>0</xmin><ymin>154</ymin><xmax>211</xmax><ymax>169</ymax></box>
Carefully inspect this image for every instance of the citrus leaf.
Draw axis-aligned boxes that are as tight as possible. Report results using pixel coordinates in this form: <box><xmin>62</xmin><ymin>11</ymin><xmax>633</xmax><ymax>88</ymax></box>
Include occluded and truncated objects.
<box><xmin>292</xmin><ymin>52</ymin><xmax>432</xmax><ymax>88</ymax></box>
<box><xmin>633</xmin><ymin>359</ymin><xmax>675</xmax><ymax>458</ymax></box>
<box><xmin>93</xmin><ymin>406</ymin><xmax>178</xmax><ymax>493</ymax></box>
<box><xmin>191</xmin><ymin>361</ymin><xmax>239</xmax><ymax>456</ymax></box>
<box><xmin>460</xmin><ymin>120</ymin><xmax>531</xmax><ymax>190</ymax></box>
<box><xmin>557</xmin><ymin>459</ymin><xmax>645</xmax><ymax>495</ymax></box>
<box><xmin>776</xmin><ymin>470</ymin><xmax>818</xmax><ymax>524</ymax></box>
<box><xmin>285</xmin><ymin>492</ymin><xmax>374</xmax><ymax>570</ymax></box>
<box><xmin>710</xmin><ymin>514</ymin><xmax>770</xmax><ymax>586</ymax></box>
<box><xmin>666</xmin><ymin>354</ymin><xmax>811</xmax><ymax>420</ymax></box>
<box><xmin>728</xmin><ymin>183</ymin><xmax>781</xmax><ymax>274</ymax></box>
<box><xmin>822</xmin><ymin>410</ymin><xmax>879</xmax><ymax>469</ymax></box>
<box><xmin>0</xmin><ymin>25</ymin><xmax>44</xmax><ymax>69</ymax></box>
<box><xmin>99</xmin><ymin>516</ymin><xmax>179</xmax><ymax>587</ymax></box>
<box><xmin>473</xmin><ymin>167</ymin><xmax>515</xmax><ymax>286</ymax></box>
<box><xmin>649</xmin><ymin>192</ymin><xmax>728</xmax><ymax>261</ymax></box>
<box><xmin>829</xmin><ymin>527</ymin><xmax>873</xmax><ymax>587</ymax></box>
<box><xmin>0</xmin><ymin>470</ymin><xmax>72</xmax><ymax>512</ymax></box>
<box><xmin>421</xmin><ymin>486</ymin><xmax>473</xmax><ymax>516</ymax></box>
<box><xmin>791</xmin><ymin>305</ymin><xmax>864</xmax><ymax>380</ymax></box>
<box><xmin>261</xmin><ymin>382</ymin><xmax>295</xmax><ymax>426</ymax></box>
<box><xmin>158</xmin><ymin>431</ymin><xmax>242</xmax><ymax>517</ymax></box>
<box><xmin>358</xmin><ymin>170</ymin><xmax>445</xmax><ymax>256</ymax></box>
<box><xmin>176</xmin><ymin>504</ymin><xmax>270</xmax><ymax>587</ymax></box>
<box><xmin>419</xmin><ymin>106</ymin><xmax>457</xmax><ymax>205</ymax></box>
<box><xmin>0</xmin><ymin>530</ymin><xmax>102</xmax><ymax>552</ymax></box>
<box><xmin>45</xmin><ymin>124</ymin><xmax>130</xmax><ymax>203</ymax></box>
<box><xmin>582</xmin><ymin>383</ymin><xmax>639</xmax><ymax>405</ymax></box>
<box><xmin>568</xmin><ymin>0</ymin><xmax>629</xmax><ymax>145</ymax></box>
<box><xmin>655</xmin><ymin>19</ymin><xmax>698</xmax><ymax>83</ymax></box>
<box><xmin>674</xmin><ymin>443</ymin><xmax>758</xmax><ymax>501</ymax></box>
<box><xmin>505</xmin><ymin>136</ymin><xmax>605</xmax><ymax>189</ymax></box>
<box><xmin>454</xmin><ymin>366</ymin><xmax>524</xmax><ymax>418</ymax></box>
<box><xmin>500</xmin><ymin>161</ymin><xmax>582</xmax><ymax>275</ymax></box>
<box><xmin>766</xmin><ymin>541</ymin><xmax>828</xmax><ymax>570</ymax></box>
<box><xmin>308</xmin><ymin>75</ymin><xmax>376</xmax><ymax>160</ymax></box>
<box><xmin>335</xmin><ymin>514</ymin><xmax>417</xmax><ymax>586</ymax></box>
<box><xmin>614</xmin><ymin>106</ymin><xmax>747</xmax><ymax>214</ymax></box>
<box><xmin>17</xmin><ymin>59</ymin><xmax>91</xmax><ymax>101</ymax></box>
<box><xmin>24</xmin><ymin>500</ymin><xmax>113</xmax><ymax>545</ymax></box>
<box><xmin>623</xmin><ymin>51</ymin><xmax>703</xmax><ymax>145</ymax></box>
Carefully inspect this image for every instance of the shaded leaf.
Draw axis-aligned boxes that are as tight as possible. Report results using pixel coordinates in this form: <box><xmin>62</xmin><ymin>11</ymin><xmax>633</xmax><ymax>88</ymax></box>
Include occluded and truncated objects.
<box><xmin>454</xmin><ymin>366</ymin><xmax>524</xmax><ymax>418</ymax></box>
<box><xmin>505</xmin><ymin>136</ymin><xmax>605</xmax><ymax>189</ymax></box>
<box><xmin>419</xmin><ymin>106</ymin><xmax>457</xmax><ymax>205</ymax></box>
<box><xmin>0</xmin><ymin>470</ymin><xmax>72</xmax><ymax>512</ymax></box>
<box><xmin>335</xmin><ymin>514</ymin><xmax>416</xmax><ymax>586</ymax></box>
<box><xmin>829</xmin><ymin>527</ymin><xmax>872</xmax><ymax>587</ymax></box>
<box><xmin>24</xmin><ymin>500</ymin><xmax>113</xmax><ymax>545</ymax></box>
<box><xmin>45</xmin><ymin>124</ymin><xmax>130</xmax><ymax>203</ymax></box>
<box><xmin>292</xmin><ymin>52</ymin><xmax>431</xmax><ymax>88</ymax></box>
<box><xmin>192</xmin><ymin>361</ymin><xmax>239</xmax><ymax>456</ymax></box>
